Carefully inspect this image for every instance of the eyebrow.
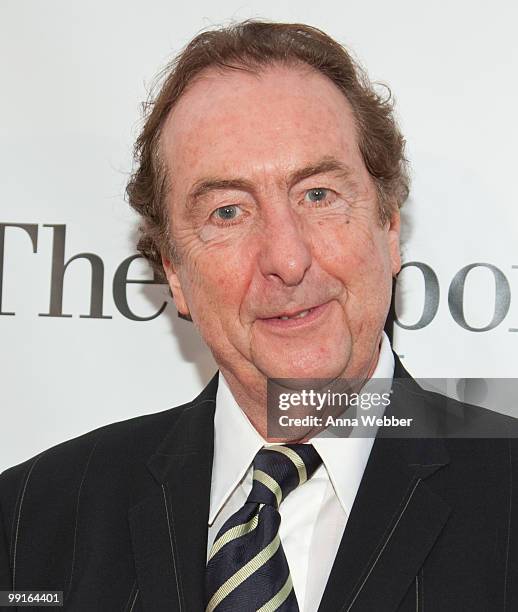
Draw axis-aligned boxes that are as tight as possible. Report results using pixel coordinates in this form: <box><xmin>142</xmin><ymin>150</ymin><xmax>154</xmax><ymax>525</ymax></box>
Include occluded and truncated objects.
<box><xmin>288</xmin><ymin>157</ymin><xmax>354</xmax><ymax>186</ymax></box>
<box><xmin>186</xmin><ymin>156</ymin><xmax>355</xmax><ymax>206</ymax></box>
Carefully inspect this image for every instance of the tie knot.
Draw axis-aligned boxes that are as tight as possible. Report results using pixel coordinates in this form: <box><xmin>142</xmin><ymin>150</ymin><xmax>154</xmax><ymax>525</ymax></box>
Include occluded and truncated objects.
<box><xmin>247</xmin><ymin>444</ymin><xmax>322</xmax><ymax>508</ymax></box>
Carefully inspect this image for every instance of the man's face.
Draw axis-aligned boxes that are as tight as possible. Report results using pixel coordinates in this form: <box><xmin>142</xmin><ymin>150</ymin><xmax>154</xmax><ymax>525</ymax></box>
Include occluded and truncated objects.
<box><xmin>162</xmin><ymin>64</ymin><xmax>400</xmax><ymax>386</ymax></box>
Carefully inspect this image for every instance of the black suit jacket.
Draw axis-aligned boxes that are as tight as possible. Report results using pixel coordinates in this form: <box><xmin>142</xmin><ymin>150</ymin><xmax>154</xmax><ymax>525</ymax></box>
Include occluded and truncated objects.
<box><xmin>1</xmin><ymin>359</ymin><xmax>517</xmax><ymax>611</ymax></box>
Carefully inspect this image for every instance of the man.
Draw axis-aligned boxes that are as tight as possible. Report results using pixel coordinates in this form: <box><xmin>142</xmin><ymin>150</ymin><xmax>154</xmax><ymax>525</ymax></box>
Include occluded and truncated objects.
<box><xmin>0</xmin><ymin>20</ymin><xmax>516</xmax><ymax>612</ymax></box>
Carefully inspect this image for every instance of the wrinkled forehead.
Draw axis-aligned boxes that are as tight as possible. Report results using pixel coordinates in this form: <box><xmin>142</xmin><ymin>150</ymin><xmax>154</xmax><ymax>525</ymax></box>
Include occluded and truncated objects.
<box><xmin>160</xmin><ymin>62</ymin><xmax>366</xmax><ymax>199</ymax></box>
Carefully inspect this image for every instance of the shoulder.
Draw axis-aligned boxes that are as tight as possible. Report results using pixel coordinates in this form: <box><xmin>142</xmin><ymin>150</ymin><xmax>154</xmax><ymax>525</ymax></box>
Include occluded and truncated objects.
<box><xmin>0</xmin><ymin>372</ymin><xmax>219</xmax><ymax>547</ymax></box>
<box><xmin>389</xmin><ymin>369</ymin><xmax>518</xmax><ymax>484</ymax></box>
<box><xmin>391</xmin><ymin>368</ymin><xmax>518</xmax><ymax>439</ymax></box>
<box><xmin>0</xmin><ymin>400</ymin><xmax>191</xmax><ymax>533</ymax></box>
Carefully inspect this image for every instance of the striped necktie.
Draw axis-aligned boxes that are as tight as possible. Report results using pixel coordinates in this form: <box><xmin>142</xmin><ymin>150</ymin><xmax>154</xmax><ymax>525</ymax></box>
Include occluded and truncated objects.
<box><xmin>205</xmin><ymin>444</ymin><xmax>322</xmax><ymax>612</ymax></box>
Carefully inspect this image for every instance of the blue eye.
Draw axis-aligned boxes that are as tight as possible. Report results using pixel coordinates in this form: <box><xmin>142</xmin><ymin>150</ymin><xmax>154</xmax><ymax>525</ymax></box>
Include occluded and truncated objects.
<box><xmin>306</xmin><ymin>188</ymin><xmax>328</xmax><ymax>203</ymax></box>
<box><xmin>214</xmin><ymin>205</ymin><xmax>239</xmax><ymax>221</ymax></box>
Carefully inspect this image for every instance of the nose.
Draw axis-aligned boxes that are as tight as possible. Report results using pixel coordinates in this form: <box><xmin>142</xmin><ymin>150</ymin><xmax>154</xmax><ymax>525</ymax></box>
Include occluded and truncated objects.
<box><xmin>257</xmin><ymin>204</ymin><xmax>312</xmax><ymax>286</ymax></box>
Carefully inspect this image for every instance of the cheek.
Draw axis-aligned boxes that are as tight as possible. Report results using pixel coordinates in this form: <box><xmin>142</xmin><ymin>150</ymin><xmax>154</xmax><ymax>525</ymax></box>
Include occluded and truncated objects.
<box><xmin>310</xmin><ymin>218</ymin><xmax>365</xmax><ymax>272</ymax></box>
<box><xmin>311</xmin><ymin>219</ymin><xmax>392</xmax><ymax>288</ymax></box>
<box><xmin>179</xmin><ymin>244</ymin><xmax>253</xmax><ymax>315</ymax></box>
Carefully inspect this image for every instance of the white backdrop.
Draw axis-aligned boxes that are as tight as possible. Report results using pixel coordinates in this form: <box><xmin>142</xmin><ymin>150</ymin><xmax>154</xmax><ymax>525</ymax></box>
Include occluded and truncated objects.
<box><xmin>1</xmin><ymin>0</ymin><xmax>517</xmax><ymax>471</ymax></box>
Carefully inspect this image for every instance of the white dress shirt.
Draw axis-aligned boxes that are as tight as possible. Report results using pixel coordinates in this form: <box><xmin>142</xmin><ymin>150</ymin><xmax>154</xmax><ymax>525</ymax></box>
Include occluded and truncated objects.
<box><xmin>208</xmin><ymin>332</ymin><xmax>394</xmax><ymax>611</ymax></box>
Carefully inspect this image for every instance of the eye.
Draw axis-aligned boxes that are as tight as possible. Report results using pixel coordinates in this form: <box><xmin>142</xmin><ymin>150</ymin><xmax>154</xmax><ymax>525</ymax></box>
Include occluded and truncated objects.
<box><xmin>306</xmin><ymin>188</ymin><xmax>327</xmax><ymax>202</ymax></box>
<box><xmin>212</xmin><ymin>205</ymin><xmax>242</xmax><ymax>223</ymax></box>
<box><xmin>304</xmin><ymin>188</ymin><xmax>335</xmax><ymax>205</ymax></box>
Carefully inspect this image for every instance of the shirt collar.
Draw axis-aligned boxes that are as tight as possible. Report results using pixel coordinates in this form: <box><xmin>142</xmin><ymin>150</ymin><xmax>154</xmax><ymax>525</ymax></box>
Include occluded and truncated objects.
<box><xmin>209</xmin><ymin>373</ymin><xmax>264</xmax><ymax>524</ymax></box>
<box><xmin>209</xmin><ymin>332</ymin><xmax>395</xmax><ymax>523</ymax></box>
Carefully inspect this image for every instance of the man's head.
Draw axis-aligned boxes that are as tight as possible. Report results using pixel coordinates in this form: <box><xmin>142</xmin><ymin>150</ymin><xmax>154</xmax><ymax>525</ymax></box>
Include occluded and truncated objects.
<box><xmin>127</xmin><ymin>21</ymin><xmax>409</xmax><ymax>417</ymax></box>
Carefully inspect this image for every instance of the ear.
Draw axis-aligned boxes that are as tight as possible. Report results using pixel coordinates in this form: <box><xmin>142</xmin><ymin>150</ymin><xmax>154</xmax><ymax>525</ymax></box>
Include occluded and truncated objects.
<box><xmin>386</xmin><ymin>209</ymin><xmax>401</xmax><ymax>277</ymax></box>
<box><xmin>161</xmin><ymin>253</ymin><xmax>191</xmax><ymax>317</ymax></box>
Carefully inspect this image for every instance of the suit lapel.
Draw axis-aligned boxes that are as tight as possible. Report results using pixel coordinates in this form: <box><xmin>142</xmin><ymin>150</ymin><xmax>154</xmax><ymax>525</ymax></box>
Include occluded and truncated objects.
<box><xmin>129</xmin><ymin>374</ymin><xmax>218</xmax><ymax>612</ymax></box>
<box><xmin>318</xmin><ymin>359</ymin><xmax>451</xmax><ymax>612</ymax></box>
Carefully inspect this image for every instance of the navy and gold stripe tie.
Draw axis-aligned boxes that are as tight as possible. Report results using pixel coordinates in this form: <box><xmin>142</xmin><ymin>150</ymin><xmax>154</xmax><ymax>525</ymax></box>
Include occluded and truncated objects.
<box><xmin>205</xmin><ymin>444</ymin><xmax>322</xmax><ymax>612</ymax></box>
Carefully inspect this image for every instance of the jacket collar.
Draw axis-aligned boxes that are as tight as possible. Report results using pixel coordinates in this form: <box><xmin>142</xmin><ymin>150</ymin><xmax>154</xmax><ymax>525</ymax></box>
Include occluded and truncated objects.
<box><xmin>318</xmin><ymin>355</ymin><xmax>451</xmax><ymax>611</ymax></box>
<box><xmin>129</xmin><ymin>373</ymin><xmax>218</xmax><ymax>612</ymax></box>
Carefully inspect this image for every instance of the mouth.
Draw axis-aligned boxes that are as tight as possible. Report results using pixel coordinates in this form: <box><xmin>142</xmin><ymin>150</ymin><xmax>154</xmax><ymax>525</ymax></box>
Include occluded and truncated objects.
<box><xmin>273</xmin><ymin>306</ymin><xmax>313</xmax><ymax>320</ymax></box>
<box><xmin>257</xmin><ymin>301</ymin><xmax>330</xmax><ymax>329</ymax></box>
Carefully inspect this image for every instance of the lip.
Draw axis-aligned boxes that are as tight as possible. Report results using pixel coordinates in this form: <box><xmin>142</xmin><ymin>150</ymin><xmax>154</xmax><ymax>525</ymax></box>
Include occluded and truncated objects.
<box><xmin>257</xmin><ymin>301</ymin><xmax>331</xmax><ymax>330</ymax></box>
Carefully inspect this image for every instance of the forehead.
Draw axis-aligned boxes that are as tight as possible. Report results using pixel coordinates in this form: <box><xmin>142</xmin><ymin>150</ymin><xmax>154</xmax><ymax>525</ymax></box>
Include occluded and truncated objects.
<box><xmin>161</xmin><ymin>63</ymin><xmax>364</xmax><ymax>191</ymax></box>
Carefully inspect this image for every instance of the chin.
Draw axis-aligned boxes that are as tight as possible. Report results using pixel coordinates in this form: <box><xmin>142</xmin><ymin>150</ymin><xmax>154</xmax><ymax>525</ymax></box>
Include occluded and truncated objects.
<box><xmin>256</xmin><ymin>337</ymin><xmax>349</xmax><ymax>378</ymax></box>
<box><xmin>261</xmin><ymin>359</ymin><xmax>348</xmax><ymax>381</ymax></box>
